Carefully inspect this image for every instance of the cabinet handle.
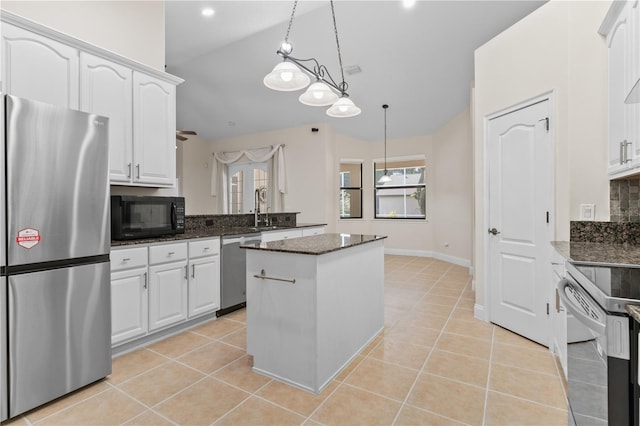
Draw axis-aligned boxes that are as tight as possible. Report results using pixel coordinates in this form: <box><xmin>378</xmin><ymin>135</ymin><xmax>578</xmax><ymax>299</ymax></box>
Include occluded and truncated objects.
<box><xmin>127</xmin><ymin>163</ymin><xmax>132</xmax><ymax>178</ymax></box>
<box><xmin>184</xmin><ymin>265</ymin><xmax>188</xmax><ymax>280</ymax></box>
<box><xmin>621</xmin><ymin>141</ymin><xmax>625</xmax><ymax>165</ymax></box>
<box><xmin>168</xmin><ymin>251</ymin><xmax>175</xmax><ymax>256</ymax></box>
<box><xmin>143</xmin><ymin>272</ymin><xmax>147</xmax><ymax>290</ymax></box>
<box><xmin>625</xmin><ymin>140</ymin><xmax>633</xmax><ymax>164</ymax></box>
<box><xmin>192</xmin><ymin>264</ymin><xmax>195</xmax><ymax>278</ymax></box>
<box><xmin>203</xmin><ymin>247</ymin><xmax>210</xmax><ymax>251</ymax></box>
<box><xmin>136</xmin><ymin>164</ymin><xmax>140</xmax><ymax>179</ymax></box>
<box><xmin>122</xmin><ymin>258</ymin><xmax>131</xmax><ymax>262</ymax></box>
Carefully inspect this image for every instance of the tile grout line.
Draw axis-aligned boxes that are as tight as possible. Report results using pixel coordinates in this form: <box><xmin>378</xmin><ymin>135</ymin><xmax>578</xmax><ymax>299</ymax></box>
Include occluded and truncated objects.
<box><xmin>481</xmin><ymin>325</ymin><xmax>497</xmax><ymax>426</ymax></box>
<box><xmin>390</xmin><ymin>264</ymin><xmax>466</xmax><ymax>425</ymax></box>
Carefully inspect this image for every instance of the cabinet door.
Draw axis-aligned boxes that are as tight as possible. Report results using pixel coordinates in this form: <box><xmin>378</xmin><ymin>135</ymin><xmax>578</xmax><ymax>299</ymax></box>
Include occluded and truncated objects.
<box><xmin>80</xmin><ymin>53</ymin><xmax>133</xmax><ymax>184</ymax></box>
<box><xmin>609</xmin><ymin>5</ymin><xmax>633</xmax><ymax>174</ymax></box>
<box><xmin>132</xmin><ymin>72</ymin><xmax>176</xmax><ymax>186</ymax></box>
<box><xmin>301</xmin><ymin>226</ymin><xmax>325</xmax><ymax>237</ymax></box>
<box><xmin>148</xmin><ymin>261</ymin><xmax>188</xmax><ymax>331</ymax></box>
<box><xmin>188</xmin><ymin>255</ymin><xmax>221</xmax><ymax>318</ymax></box>
<box><xmin>262</xmin><ymin>229</ymin><xmax>303</xmax><ymax>242</ymax></box>
<box><xmin>1</xmin><ymin>23</ymin><xmax>78</xmax><ymax>109</ymax></box>
<box><xmin>111</xmin><ymin>267</ymin><xmax>148</xmax><ymax>345</ymax></box>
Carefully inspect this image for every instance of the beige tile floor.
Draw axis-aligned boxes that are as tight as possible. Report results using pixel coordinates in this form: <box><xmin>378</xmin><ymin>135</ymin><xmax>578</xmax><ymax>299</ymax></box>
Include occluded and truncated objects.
<box><xmin>3</xmin><ymin>255</ymin><xmax>568</xmax><ymax>426</ymax></box>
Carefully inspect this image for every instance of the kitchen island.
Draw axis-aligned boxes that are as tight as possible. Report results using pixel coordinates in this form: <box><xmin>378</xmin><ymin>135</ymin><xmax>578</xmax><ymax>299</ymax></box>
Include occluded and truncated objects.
<box><xmin>242</xmin><ymin>233</ymin><xmax>386</xmax><ymax>393</ymax></box>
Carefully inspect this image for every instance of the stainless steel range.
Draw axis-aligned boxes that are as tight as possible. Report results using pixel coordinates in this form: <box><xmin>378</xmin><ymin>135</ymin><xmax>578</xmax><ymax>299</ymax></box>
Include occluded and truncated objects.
<box><xmin>559</xmin><ymin>261</ymin><xmax>635</xmax><ymax>425</ymax></box>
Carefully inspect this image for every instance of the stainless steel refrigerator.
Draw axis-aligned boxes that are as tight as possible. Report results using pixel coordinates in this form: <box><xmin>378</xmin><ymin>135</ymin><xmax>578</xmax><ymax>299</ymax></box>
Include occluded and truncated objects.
<box><xmin>0</xmin><ymin>95</ymin><xmax>111</xmax><ymax>420</ymax></box>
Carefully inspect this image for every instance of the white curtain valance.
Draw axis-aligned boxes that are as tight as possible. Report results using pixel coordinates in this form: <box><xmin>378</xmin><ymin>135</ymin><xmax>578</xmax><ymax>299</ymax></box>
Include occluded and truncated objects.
<box><xmin>210</xmin><ymin>144</ymin><xmax>286</xmax><ymax>213</ymax></box>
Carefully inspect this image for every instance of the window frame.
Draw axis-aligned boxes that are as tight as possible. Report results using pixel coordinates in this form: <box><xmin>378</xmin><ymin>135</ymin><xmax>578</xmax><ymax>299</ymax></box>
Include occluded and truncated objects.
<box><xmin>227</xmin><ymin>161</ymin><xmax>268</xmax><ymax>214</ymax></box>
<box><xmin>339</xmin><ymin>161</ymin><xmax>363</xmax><ymax>219</ymax></box>
<box><xmin>373</xmin><ymin>157</ymin><xmax>426</xmax><ymax>220</ymax></box>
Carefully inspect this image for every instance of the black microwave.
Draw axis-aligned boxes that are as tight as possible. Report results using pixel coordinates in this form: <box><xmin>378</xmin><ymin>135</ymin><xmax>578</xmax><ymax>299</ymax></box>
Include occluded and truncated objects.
<box><xmin>111</xmin><ymin>195</ymin><xmax>185</xmax><ymax>240</ymax></box>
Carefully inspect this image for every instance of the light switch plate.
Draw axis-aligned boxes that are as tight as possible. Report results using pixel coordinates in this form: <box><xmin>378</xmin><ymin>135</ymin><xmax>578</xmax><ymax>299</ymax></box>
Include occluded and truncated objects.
<box><xmin>580</xmin><ymin>204</ymin><xmax>595</xmax><ymax>221</ymax></box>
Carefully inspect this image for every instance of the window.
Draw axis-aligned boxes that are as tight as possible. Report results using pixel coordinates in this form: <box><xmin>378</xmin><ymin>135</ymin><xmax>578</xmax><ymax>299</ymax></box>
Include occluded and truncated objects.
<box><xmin>228</xmin><ymin>162</ymin><xmax>268</xmax><ymax>214</ymax></box>
<box><xmin>374</xmin><ymin>158</ymin><xmax>426</xmax><ymax>219</ymax></box>
<box><xmin>339</xmin><ymin>162</ymin><xmax>363</xmax><ymax>219</ymax></box>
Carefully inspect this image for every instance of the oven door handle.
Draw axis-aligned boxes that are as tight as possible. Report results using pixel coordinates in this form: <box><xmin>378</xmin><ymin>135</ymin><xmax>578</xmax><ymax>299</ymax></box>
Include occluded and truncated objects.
<box><xmin>557</xmin><ymin>278</ymin><xmax>606</xmax><ymax>336</ymax></box>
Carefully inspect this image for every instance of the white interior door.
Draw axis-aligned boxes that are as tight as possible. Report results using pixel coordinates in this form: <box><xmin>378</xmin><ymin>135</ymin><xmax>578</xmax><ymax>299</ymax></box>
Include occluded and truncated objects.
<box><xmin>488</xmin><ymin>98</ymin><xmax>552</xmax><ymax>346</ymax></box>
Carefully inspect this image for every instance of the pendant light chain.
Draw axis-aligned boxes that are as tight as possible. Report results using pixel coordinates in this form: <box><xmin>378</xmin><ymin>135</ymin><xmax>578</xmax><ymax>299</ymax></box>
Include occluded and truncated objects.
<box><xmin>284</xmin><ymin>0</ymin><xmax>299</xmax><ymax>44</ymax></box>
<box><xmin>330</xmin><ymin>0</ymin><xmax>347</xmax><ymax>94</ymax></box>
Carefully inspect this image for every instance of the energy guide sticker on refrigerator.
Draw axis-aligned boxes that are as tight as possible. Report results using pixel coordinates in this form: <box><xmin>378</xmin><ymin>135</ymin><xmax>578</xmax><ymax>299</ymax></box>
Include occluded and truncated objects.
<box><xmin>1</xmin><ymin>95</ymin><xmax>112</xmax><ymax>420</ymax></box>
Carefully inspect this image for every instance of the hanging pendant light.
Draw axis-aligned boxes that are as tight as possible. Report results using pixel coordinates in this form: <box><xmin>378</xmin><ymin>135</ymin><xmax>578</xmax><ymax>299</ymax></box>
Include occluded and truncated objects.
<box><xmin>263</xmin><ymin>0</ymin><xmax>361</xmax><ymax>117</ymax></box>
<box><xmin>263</xmin><ymin>61</ymin><xmax>310</xmax><ymax>91</ymax></box>
<box><xmin>327</xmin><ymin>95</ymin><xmax>361</xmax><ymax>118</ymax></box>
<box><xmin>299</xmin><ymin>80</ymin><xmax>339</xmax><ymax>106</ymax></box>
<box><xmin>378</xmin><ymin>104</ymin><xmax>392</xmax><ymax>184</ymax></box>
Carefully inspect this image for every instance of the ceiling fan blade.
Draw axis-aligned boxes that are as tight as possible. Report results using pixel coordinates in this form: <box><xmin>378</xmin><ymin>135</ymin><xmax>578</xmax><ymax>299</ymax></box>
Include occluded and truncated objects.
<box><xmin>177</xmin><ymin>129</ymin><xmax>197</xmax><ymax>135</ymax></box>
<box><xmin>176</xmin><ymin>134</ymin><xmax>188</xmax><ymax>141</ymax></box>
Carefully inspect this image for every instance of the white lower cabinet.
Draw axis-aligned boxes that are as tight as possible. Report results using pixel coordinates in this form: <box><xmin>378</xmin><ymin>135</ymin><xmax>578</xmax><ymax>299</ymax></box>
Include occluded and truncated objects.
<box><xmin>148</xmin><ymin>243</ymin><xmax>188</xmax><ymax>331</ymax></box>
<box><xmin>261</xmin><ymin>228</ymin><xmax>303</xmax><ymax>242</ymax></box>
<box><xmin>550</xmin><ymin>249</ymin><xmax>567</xmax><ymax>378</ymax></box>
<box><xmin>111</xmin><ymin>238</ymin><xmax>221</xmax><ymax>347</ymax></box>
<box><xmin>110</xmin><ymin>246</ymin><xmax>149</xmax><ymax>346</ymax></box>
<box><xmin>188</xmin><ymin>238</ymin><xmax>221</xmax><ymax>318</ymax></box>
<box><xmin>302</xmin><ymin>226</ymin><xmax>325</xmax><ymax>237</ymax></box>
<box><xmin>111</xmin><ymin>267</ymin><xmax>148</xmax><ymax>345</ymax></box>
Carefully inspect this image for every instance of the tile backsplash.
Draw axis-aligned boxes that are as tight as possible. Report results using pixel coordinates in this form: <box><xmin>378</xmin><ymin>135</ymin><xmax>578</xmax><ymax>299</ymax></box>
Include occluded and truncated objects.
<box><xmin>610</xmin><ymin>178</ymin><xmax>640</xmax><ymax>222</ymax></box>
<box><xmin>569</xmin><ymin>179</ymin><xmax>640</xmax><ymax>244</ymax></box>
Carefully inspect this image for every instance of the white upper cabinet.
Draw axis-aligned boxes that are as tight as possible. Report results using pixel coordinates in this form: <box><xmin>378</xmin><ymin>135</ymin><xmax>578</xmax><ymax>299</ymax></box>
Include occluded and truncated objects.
<box><xmin>0</xmin><ymin>11</ymin><xmax>183</xmax><ymax>187</ymax></box>
<box><xmin>133</xmin><ymin>72</ymin><xmax>176</xmax><ymax>186</ymax></box>
<box><xmin>1</xmin><ymin>22</ymin><xmax>78</xmax><ymax>109</ymax></box>
<box><xmin>604</xmin><ymin>0</ymin><xmax>640</xmax><ymax>178</ymax></box>
<box><xmin>80</xmin><ymin>53</ymin><xmax>133</xmax><ymax>183</ymax></box>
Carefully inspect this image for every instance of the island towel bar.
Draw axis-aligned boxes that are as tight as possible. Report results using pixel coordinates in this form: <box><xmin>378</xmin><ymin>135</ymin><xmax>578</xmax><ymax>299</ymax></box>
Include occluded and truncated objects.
<box><xmin>253</xmin><ymin>269</ymin><xmax>296</xmax><ymax>284</ymax></box>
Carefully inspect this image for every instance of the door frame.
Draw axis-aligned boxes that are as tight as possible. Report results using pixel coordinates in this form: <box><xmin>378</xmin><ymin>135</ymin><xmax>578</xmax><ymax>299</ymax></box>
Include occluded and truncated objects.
<box><xmin>481</xmin><ymin>91</ymin><xmax>556</xmax><ymax>324</ymax></box>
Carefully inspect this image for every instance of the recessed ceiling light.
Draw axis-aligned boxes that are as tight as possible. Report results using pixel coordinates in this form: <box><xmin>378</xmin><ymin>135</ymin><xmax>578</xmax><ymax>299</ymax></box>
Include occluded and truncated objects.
<box><xmin>402</xmin><ymin>0</ymin><xmax>416</xmax><ymax>8</ymax></box>
<box><xmin>201</xmin><ymin>7</ymin><xmax>215</xmax><ymax>17</ymax></box>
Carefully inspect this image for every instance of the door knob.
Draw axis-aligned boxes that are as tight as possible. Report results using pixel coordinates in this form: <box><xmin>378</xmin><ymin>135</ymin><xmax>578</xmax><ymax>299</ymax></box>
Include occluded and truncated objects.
<box><xmin>488</xmin><ymin>228</ymin><xmax>500</xmax><ymax>235</ymax></box>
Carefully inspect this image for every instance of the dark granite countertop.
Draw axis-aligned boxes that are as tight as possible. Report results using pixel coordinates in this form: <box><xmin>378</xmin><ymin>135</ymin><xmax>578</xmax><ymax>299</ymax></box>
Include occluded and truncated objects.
<box><xmin>627</xmin><ymin>304</ymin><xmax>640</xmax><ymax>323</ymax></box>
<box><xmin>241</xmin><ymin>233</ymin><xmax>387</xmax><ymax>255</ymax></box>
<box><xmin>551</xmin><ymin>241</ymin><xmax>640</xmax><ymax>266</ymax></box>
<box><xmin>111</xmin><ymin>223</ymin><xmax>327</xmax><ymax>247</ymax></box>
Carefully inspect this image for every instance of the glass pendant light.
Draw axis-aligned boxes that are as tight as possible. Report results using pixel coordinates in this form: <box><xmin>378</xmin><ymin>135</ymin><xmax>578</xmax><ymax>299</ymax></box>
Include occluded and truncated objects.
<box><xmin>326</xmin><ymin>96</ymin><xmax>361</xmax><ymax>118</ymax></box>
<box><xmin>263</xmin><ymin>61</ymin><xmax>310</xmax><ymax>91</ymax></box>
<box><xmin>299</xmin><ymin>81</ymin><xmax>339</xmax><ymax>106</ymax></box>
<box><xmin>378</xmin><ymin>104</ymin><xmax>392</xmax><ymax>183</ymax></box>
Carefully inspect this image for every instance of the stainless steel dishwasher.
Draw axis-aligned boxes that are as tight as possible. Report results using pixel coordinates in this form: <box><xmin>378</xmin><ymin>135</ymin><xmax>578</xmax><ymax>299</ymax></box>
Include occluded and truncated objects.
<box><xmin>219</xmin><ymin>233</ymin><xmax>262</xmax><ymax>316</ymax></box>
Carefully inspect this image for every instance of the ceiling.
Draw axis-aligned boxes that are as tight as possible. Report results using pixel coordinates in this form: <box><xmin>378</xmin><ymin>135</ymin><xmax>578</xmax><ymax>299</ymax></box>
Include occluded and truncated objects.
<box><xmin>166</xmin><ymin>0</ymin><xmax>546</xmax><ymax>142</ymax></box>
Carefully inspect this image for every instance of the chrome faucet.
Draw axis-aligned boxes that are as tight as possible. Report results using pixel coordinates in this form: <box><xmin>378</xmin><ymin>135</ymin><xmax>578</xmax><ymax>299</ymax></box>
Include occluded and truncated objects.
<box><xmin>254</xmin><ymin>189</ymin><xmax>260</xmax><ymax>227</ymax></box>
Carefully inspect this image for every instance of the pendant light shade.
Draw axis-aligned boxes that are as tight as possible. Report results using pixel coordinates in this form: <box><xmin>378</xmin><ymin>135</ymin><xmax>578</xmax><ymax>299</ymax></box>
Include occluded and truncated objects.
<box><xmin>299</xmin><ymin>81</ymin><xmax>339</xmax><ymax>106</ymax></box>
<box><xmin>378</xmin><ymin>104</ymin><xmax>391</xmax><ymax>184</ymax></box>
<box><xmin>263</xmin><ymin>61</ymin><xmax>310</xmax><ymax>91</ymax></box>
<box><xmin>326</xmin><ymin>96</ymin><xmax>361</xmax><ymax>118</ymax></box>
<box><xmin>378</xmin><ymin>173</ymin><xmax>392</xmax><ymax>184</ymax></box>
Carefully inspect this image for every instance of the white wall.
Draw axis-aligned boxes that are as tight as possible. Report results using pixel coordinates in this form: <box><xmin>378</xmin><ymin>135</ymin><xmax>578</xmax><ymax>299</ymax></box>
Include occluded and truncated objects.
<box><xmin>1</xmin><ymin>1</ymin><xmax>165</xmax><ymax>70</ymax></box>
<box><xmin>473</xmin><ymin>0</ymin><xmax>610</xmax><ymax>307</ymax></box>
<box><xmin>432</xmin><ymin>107</ymin><xmax>473</xmax><ymax>263</ymax></box>
<box><xmin>180</xmin><ymin>108</ymin><xmax>473</xmax><ymax>266</ymax></box>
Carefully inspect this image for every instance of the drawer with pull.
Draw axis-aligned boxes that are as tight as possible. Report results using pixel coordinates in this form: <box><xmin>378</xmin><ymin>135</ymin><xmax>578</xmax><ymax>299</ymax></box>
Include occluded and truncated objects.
<box><xmin>189</xmin><ymin>238</ymin><xmax>220</xmax><ymax>258</ymax></box>
<box><xmin>111</xmin><ymin>247</ymin><xmax>148</xmax><ymax>271</ymax></box>
<box><xmin>149</xmin><ymin>242</ymin><xmax>188</xmax><ymax>265</ymax></box>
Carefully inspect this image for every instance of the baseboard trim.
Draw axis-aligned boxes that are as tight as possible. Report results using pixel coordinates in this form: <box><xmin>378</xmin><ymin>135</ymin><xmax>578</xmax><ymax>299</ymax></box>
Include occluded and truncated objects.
<box><xmin>474</xmin><ymin>303</ymin><xmax>487</xmax><ymax>321</ymax></box>
<box><xmin>384</xmin><ymin>248</ymin><xmax>471</xmax><ymax>270</ymax></box>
